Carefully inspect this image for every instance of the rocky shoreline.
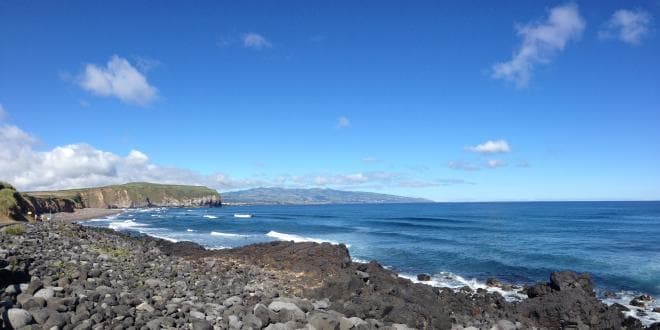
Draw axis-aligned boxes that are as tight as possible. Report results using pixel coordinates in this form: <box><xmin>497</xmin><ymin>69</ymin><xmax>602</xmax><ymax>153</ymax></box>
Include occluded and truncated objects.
<box><xmin>1</xmin><ymin>221</ymin><xmax>657</xmax><ymax>329</ymax></box>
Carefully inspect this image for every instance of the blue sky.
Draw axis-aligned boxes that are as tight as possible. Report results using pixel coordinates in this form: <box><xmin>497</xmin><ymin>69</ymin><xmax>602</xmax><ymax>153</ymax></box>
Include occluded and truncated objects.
<box><xmin>1</xmin><ymin>1</ymin><xmax>659</xmax><ymax>201</ymax></box>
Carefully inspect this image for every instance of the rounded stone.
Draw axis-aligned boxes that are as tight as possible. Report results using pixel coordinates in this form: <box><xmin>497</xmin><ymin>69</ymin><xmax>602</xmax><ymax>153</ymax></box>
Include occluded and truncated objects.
<box><xmin>7</xmin><ymin>308</ymin><xmax>33</xmax><ymax>328</ymax></box>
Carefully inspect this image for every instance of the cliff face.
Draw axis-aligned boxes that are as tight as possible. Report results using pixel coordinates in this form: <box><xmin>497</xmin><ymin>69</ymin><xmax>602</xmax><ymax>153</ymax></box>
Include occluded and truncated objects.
<box><xmin>28</xmin><ymin>182</ymin><xmax>222</xmax><ymax>210</ymax></box>
<box><xmin>22</xmin><ymin>195</ymin><xmax>80</xmax><ymax>214</ymax></box>
<box><xmin>1</xmin><ymin>182</ymin><xmax>80</xmax><ymax>221</ymax></box>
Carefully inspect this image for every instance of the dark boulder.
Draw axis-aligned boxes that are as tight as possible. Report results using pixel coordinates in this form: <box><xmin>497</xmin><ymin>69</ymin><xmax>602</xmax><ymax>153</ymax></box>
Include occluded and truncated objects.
<box><xmin>515</xmin><ymin>271</ymin><xmax>624</xmax><ymax>329</ymax></box>
<box><xmin>486</xmin><ymin>278</ymin><xmax>502</xmax><ymax>287</ymax></box>
<box><xmin>549</xmin><ymin>271</ymin><xmax>594</xmax><ymax>295</ymax></box>
<box><xmin>416</xmin><ymin>274</ymin><xmax>431</xmax><ymax>281</ymax></box>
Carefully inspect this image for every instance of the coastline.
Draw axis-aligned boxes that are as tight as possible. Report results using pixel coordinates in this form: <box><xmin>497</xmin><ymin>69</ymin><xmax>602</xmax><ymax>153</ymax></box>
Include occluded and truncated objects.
<box><xmin>1</xmin><ymin>220</ymin><xmax>656</xmax><ymax>329</ymax></box>
<box><xmin>48</xmin><ymin>208</ymin><xmax>124</xmax><ymax>222</ymax></box>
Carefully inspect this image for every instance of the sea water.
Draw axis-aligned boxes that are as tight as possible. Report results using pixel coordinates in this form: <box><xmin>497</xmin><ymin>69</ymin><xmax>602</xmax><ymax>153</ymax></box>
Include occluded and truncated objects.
<box><xmin>83</xmin><ymin>202</ymin><xmax>660</xmax><ymax>324</ymax></box>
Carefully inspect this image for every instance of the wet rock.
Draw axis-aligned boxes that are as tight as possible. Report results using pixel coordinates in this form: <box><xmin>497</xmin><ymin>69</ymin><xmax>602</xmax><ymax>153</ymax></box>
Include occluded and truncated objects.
<box><xmin>630</xmin><ymin>298</ymin><xmax>646</xmax><ymax>307</ymax></box>
<box><xmin>416</xmin><ymin>274</ymin><xmax>431</xmax><ymax>281</ymax></box>
<box><xmin>610</xmin><ymin>303</ymin><xmax>630</xmax><ymax>312</ymax></box>
<box><xmin>637</xmin><ymin>294</ymin><xmax>653</xmax><ymax>301</ymax></box>
<box><xmin>602</xmin><ymin>290</ymin><xmax>618</xmax><ymax>299</ymax></box>
<box><xmin>486</xmin><ymin>278</ymin><xmax>502</xmax><ymax>287</ymax></box>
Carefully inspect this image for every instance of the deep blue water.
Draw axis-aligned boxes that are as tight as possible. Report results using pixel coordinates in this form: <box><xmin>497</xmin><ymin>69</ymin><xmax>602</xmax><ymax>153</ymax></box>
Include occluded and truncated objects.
<box><xmin>83</xmin><ymin>202</ymin><xmax>660</xmax><ymax>303</ymax></box>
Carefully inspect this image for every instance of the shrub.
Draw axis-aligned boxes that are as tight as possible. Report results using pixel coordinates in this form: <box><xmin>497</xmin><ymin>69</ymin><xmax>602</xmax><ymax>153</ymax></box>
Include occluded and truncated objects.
<box><xmin>3</xmin><ymin>224</ymin><xmax>25</xmax><ymax>236</ymax></box>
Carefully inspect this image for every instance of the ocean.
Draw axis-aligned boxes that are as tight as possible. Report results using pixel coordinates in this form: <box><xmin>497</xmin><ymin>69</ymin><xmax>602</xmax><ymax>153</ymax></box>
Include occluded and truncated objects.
<box><xmin>82</xmin><ymin>201</ymin><xmax>660</xmax><ymax>324</ymax></box>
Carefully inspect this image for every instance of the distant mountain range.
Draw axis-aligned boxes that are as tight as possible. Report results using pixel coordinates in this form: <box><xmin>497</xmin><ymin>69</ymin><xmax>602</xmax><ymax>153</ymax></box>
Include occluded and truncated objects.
<box><xmin>222</xmin><ymin>187</ymin><xmax>433</xmax><ymax>205</ymax></box>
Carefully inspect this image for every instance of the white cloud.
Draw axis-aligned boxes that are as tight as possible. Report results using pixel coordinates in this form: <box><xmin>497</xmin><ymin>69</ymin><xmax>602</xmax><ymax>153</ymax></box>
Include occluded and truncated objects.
<box><xmin>599</xmin><ymin>9</ymin><xmax>653</xmax><ymax>45</ymax></box>
<box><xmin>336</xmin><ymin>116</ymin><xmax>351</xmax><ymax>128</ymax></box>
<box><xmin>486</xmin><ymin>159</ymin><xmax>507</xmax><ymax>169</ymax></box>
<box><xmin>448</xmin><ymin>161</ymin><xmax>480</xmax><ymax>171</ymax></box>
<box><xmin>242</xmin><ymin>33</ymin><xmax>272</xmax><ymax>50</ymax></box>
<box><xmin>1</xmin><ymin>124</ymin><xmax>443</xmax><ymax>192</ymax></box>
<box><xmin>0</xmin><ymin>104</ymin><xmax>6</xmax><ymax>121</ymax></box>
<box><xmin>466</xmin><ymin>139</ymin><xmax>511</xmax><ymax>154</ymax></box>
<box><xmin>492</xmin><ymin>3</ymin><xmax>585</xmax><ymax>87</ymax></box>
<box><xmin>77</xmin><ymin>55</ymin><xmax>158</xmax><ymax>106</ymax></box>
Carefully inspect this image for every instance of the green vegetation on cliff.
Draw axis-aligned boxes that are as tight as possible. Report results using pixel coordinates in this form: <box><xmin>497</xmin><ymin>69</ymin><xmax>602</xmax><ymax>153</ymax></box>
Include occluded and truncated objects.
<box><xmin>1</xmin><ymin>181</ymin><xmax>221</xmax><ymax>221</ymax></box>
<box><xmin>0</xmin><ymin>182</ymin><xmax>21</xmax><ymax>221</ymax></box>
<box><xmin>29</xmin><ymin>182</ymin><xmax>221</xmax><ymax>209</ymax></box>
<box><xmin>1</xmin><ymin>181</ymin><xmax>80</xmax><ymax>222</ymax></box>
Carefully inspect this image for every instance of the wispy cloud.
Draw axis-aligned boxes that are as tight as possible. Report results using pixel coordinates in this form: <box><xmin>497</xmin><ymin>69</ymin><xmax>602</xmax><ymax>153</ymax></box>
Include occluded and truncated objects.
<box><xmin>76</xmin><ymin>55</ymin><xmax>158</xmax><ymax>106</ymax></box>
<box><xmin>517</xmin><ymin>160</ymin><xmax>531</xmax><ymax>168</ymax></box>
<box><xmin>448</xmin><ymin>161</ymin><xmax>480</xmax><ymax>171</ymax></box>
<box><xmin>398</xmin><ymin>179</ymin><xmax>473</xmax><ymax>188</ymax></box>
<box><xmin>599</xmin><ymin>9</ymin><xmax>653</xmax><ymax>45</ymax></box>
<box><xmin>336</xmin><ymin>116</ymin><xmax>351</xmax><ymax>128</ymax></box>
<box><xmin>486</xmin><ymin>159</ymin><xmax>507</xmax><ymax>169</ymax></box>
<box><xmin>0</xmin><ymin>103</ymin><xmax>6</xmax><ymax>121</ymax></box>
<box><xmin>465</xmin><ymin>139</ymin><xmax>511</xmax><ymax>154</ymax></box>
<box><xmin>242</xmin><ymin>33</ymin><xmax>272</xmax><ymax>50</ymax></box>
<box><xmin>492</xmin><ymin>3</ymin><xmax>585</xmax><ymax>87</ymax></box>
<box><xmin>361</xmin><ymin>156</ymin><xmax>378</xmax><ymax>164</ymax></box>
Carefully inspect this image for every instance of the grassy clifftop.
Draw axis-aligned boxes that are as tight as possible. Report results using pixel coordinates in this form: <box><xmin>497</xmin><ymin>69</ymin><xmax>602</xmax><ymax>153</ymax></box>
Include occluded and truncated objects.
<box><xmin>28</xmin><ymin>182</ymin><xmax>221</xmax><ymax>209</ymax></box>
<box><xmin>1</xmin><ymin>182</ymin><xmax>221</xmax><ymax>221</ymax></box>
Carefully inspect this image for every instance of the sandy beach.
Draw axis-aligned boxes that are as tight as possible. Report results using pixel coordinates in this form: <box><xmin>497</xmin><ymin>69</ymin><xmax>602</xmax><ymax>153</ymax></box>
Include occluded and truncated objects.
<box><xmin>48</xmin><ymin>208</ymin><xmax>123</xmax><ymax>222</ymax></box>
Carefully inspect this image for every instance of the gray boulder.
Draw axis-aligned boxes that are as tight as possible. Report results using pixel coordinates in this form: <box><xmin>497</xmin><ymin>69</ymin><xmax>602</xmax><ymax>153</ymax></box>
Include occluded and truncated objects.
<box><xmin>34</xmin><ymin>287</ymin><xmax>55</xmax><ymax>299</ymax></box>
<box><xmin>7</xmin><ymin>308</ymin><xmax>33</xmax><ymax>328</ymax></box>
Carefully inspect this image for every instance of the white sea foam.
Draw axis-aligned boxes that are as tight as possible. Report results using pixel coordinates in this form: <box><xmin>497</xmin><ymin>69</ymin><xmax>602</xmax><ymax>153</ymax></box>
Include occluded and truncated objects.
<box><xmin>266</xmin><ymin>231</ymin><xmax>340</xmax><ymax>245</ymax></box>
<box><xmin>208</xmin><ymin>246</ymin><xmax>230</xmax><ymax>250</ymax></box>
<box><xmin>602</xmin><ymin>291</ymin><xmax>660</xmax><ymax>326</ymax></box>
<box><xmin>210</xmin><ymin>231</ymin><xmax>248</xmax><ymax>238</ymax></box>
<box><xmin>149</xmin><ymin>234</ymin><xmax>179</xmax><ymax>243</ymax></box>
<box><xmin>399</xmin><ymin>272</ymin><xmax>528</xmax><ymax>302</ymax></box>
<box><xmin>186</xmin><ymin>229</ymin><xmax>195</xmax><ymax>232</ymax></box>
<box><xmin>352</xmin><ymin>257</ymin><xmax>371</xmax><ymax>264</ymax></box>
<box><xmin>234</xmin><ymin>214</ymin><xmax>252</xmax><ymax>218</ymax></box>
<box><xmin>108</xmin><ymin>220</ymin><xmax>147</xmax><ymax>230</ymax></box>
<box><xmin>203</xmin><ymin>215</ymin><xmax>218</xmax><ymax>219</ymax></box>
